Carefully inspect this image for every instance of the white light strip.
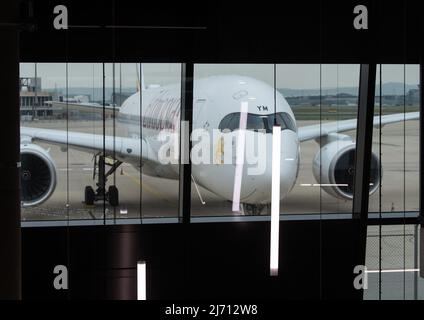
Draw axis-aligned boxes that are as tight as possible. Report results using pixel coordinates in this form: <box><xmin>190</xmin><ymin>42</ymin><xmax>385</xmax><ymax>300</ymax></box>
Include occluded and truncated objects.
<box><xmin>300</xmin><ymin>183</ymin><xmax>374</xmax><ymax>187</ymax></box>
<box><xmin>232</xmin><ymin>102</ymin><xmax>248</xmax><ymax>212</ymax></box>
<box><xmin>270</xmin><ymin>125</ymin><xmax>281</xmax><ymax>276</ymax></box>
<box><xmin>366</xmin><ymin>268</ymin><xmax>419</xmax><ymax>274</ymax></box>
<box><xmin>300</xmin><ymin>183</ymin><xmax>349</xmax><ymax>187</ymax></box>
<box><xmin>137</xmin><ymin>261</ymin><xmax>146</xmax><ymax>300</ymax></box>
<box><xmin>314</xmin><ymin>183</ymin><xmax>348</xmax><ymax>187</ymax></box>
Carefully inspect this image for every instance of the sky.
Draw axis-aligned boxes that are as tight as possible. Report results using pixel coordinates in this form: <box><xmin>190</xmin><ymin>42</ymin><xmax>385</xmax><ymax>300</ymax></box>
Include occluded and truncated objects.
<box><xmin>20</xmin><ymin>63</ymin><xmax>420</xmax><ymax>90</ymax></box>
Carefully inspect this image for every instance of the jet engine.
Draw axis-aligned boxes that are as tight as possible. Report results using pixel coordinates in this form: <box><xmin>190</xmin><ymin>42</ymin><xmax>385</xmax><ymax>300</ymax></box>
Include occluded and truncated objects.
<box><xmin>312</xmin><ymin>139</ymin><xmax>380</xmax><ymax>200</ymax></box>
<box><xmin>20</xmin><ymin>143</ymin><xmax>57</xmax><ymax>207</ymax></box>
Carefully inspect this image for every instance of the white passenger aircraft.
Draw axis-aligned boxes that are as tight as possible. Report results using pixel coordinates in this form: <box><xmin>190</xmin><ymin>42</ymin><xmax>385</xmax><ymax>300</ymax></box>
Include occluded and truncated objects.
<box><xmin>20</xmin><ymin>75</ymin><xmax>419</xmax><ymax>214</ymax></box>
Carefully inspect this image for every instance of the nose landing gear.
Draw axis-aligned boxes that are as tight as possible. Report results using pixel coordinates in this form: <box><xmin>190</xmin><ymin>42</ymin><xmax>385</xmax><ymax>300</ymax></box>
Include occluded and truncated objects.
<box><xmin>84</xmin><ymin>154</ymin><xmax>122</xmax><ymax>207</ymax></box>
<box><xmin>241</xmin><ymin>203</ymin><xmax>270</xmax><ymax>215</ymax></box>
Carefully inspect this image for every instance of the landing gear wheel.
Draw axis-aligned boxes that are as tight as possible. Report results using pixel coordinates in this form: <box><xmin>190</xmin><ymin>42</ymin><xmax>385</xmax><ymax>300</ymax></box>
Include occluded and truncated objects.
<box><xmin>85</xmin><ymin>186</ymin><xmax>95</xmax><ymax>205</ymax></box>
<box><xmin>84</xmin><ymin>154</ymin><xmax>123</xmax><ymax>206</ymax></box>
<box><xmin>108</xmin><ymin>185</ymin><xmax>119</xmax><ymax>207</ymax></box>
<box><xmin>243</xmin><ymin>204</ymin><xmax>258</xmax><ymax>215</ymax></box>
<box><xmin>242</xmin><ymin>203</ymin><xmax>267</xmax><ymax>215</ymax></box>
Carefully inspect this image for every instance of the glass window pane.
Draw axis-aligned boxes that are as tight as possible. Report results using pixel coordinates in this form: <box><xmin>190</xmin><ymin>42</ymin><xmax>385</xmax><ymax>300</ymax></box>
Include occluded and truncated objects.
<box><xmin>140</xmin><ymin>63</ymin><xmax>181</xmax><ymax>220</ymax></box>
<box><xmin>20</xmin><ymin>63</ymin><xmax>68</xmax><ymax>221</ymax></box>
<box><xmin>278</xmin><ymin>64</ymin><xmax>360</xmax><ymax>216</ymax></box>
<box><xmin>369</xmin><ymin>64</ymin><xmax>419</xmax><ymax>215</ymax></box>
<box><xmin>192</xmin><ymin>64</ymin><xmax>274</xmax><ymax>216</ymax></box>
<box><xmin>20</xmin><ymin>63</ymin><xmax>182</xmax><ymax>223</ymax></box>
<box><xmin>365</xmin><ymin>225</ymin><xmax>418</xmax><ymax>300</ymax></box>
<box><xmin>67</xmin><ymin>63</ymin><xmax>104</xmax><ymax>220</ymax></box>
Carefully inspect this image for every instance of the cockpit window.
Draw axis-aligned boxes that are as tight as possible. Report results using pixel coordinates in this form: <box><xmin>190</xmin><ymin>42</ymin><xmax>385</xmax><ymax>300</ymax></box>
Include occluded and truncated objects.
<box><xmin>218</xmin><ymin>112</ymin><xmax>297</xmax><ymax>133</ymax></box>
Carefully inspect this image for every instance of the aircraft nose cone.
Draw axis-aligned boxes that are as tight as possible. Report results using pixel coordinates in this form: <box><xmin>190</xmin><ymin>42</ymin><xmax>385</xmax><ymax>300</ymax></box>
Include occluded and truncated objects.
<box><xmin>241</xmin><ymin>130</ymin><xmax>299</xmax><ymax>204</ymax></box>
<box><xmin>191</xmin><ymin>130</ymin><xmax>299</xmax><ymax>206</ymax></box>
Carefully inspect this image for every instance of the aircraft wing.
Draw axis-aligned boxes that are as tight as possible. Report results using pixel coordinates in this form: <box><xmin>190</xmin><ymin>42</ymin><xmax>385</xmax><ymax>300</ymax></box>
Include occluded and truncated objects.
<box><xmin>297</xmin><ymin>112</ymin><xmax>419</xmax><ymax>142</ymax></box>
<box><xmin>20</xmin><ymin>127</ymin><xmax>159</xmax><ymax>164</ymax></box>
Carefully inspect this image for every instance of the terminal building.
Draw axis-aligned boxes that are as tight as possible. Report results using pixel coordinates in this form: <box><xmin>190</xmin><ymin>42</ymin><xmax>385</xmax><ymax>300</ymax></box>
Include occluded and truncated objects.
<box><xmin>19</xmin><ymin>77</ymin><xmax>56</xmax><ymax>120</ymax></box>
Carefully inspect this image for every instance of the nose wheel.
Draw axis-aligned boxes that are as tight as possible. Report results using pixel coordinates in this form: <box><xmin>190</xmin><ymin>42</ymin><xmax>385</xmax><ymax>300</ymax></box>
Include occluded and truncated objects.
<box><xmin>242</xmin><ymin>203</ymin><xmax>269</xmax><ymax>215</ymax></box>
<box><xmin>84</xmin><ymin>154</ymin><xmax>122</xmax><ymax>207</ymax></box>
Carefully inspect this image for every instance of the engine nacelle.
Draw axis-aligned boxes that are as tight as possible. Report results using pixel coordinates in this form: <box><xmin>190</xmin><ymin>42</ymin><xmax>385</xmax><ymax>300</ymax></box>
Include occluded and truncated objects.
<box><xmin>312</xmin><ymin>139</ymin><xmax>380</xmax><ymax>200</ymax></box>
<box><xmin>20</xmin><ymin>143</ymin><xmax>57</xmax><ymax>207</ymax></box>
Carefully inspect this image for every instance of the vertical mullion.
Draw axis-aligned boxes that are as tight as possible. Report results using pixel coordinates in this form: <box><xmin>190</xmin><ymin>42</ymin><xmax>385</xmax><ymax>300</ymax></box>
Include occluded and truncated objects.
<box><xmin>102</xmin><ymin>62</ymin><xmax>106</xmax><ymax>224</ymax></box>
<box><xmin>178</xmin><ymin>63</ymin><xmax>194</xmax><ymax>224</ymax></box>
<box><xmin>139</xmin><ymin>63</ymin><xmax>143</xmax><ymax>223</ymax></box>
<box><xmin>352</xmin><ymin>64</ymin><xmax>377</xmax><ymax>280</ymax></box>
<box><xmin>419</xmin><ymin>62</ymin><xmax>424</xmax><ymax>279</ymax></box>
<box><xmin>420</xmin><ymin>63</ymin><xmax>424</xmax><ymax>226</ymax></box>
<box><xmin>378</xmin><ymin>64</ymin><xmax>382</xmax><ymax>300</ymax></box>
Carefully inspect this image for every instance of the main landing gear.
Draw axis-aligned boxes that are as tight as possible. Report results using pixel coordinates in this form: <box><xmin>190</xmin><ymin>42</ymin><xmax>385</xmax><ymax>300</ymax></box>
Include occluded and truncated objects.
<box><xmin>84</xmin><ymin>154</ymin><xmax>122</xmax><ymax>207</ymax></box>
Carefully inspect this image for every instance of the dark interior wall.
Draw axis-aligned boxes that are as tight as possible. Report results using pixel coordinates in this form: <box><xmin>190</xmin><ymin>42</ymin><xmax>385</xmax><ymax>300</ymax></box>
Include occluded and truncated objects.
<box><xmin>18</xmin><ymin>0</ymin><xmax>422</xmax><ymax>63</ymax></box>
<box><xmin>0</xmin><ymin>1</ymin><xmax>21</xmax><ymax>300</ymax></box>
<box><xmin>22</xmin><ymin>220</ymin><xmax>362</xmax><ymax>300</ymax></box>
